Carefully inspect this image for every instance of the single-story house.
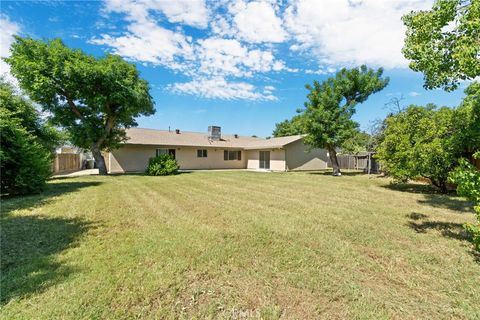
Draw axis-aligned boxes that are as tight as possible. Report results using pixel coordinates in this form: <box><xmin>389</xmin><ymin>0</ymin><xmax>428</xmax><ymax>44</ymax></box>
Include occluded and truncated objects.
<box><xmin>106</xmin><ymin>126</ymin><xmax>329</xmax><ymax>173</ymax></box>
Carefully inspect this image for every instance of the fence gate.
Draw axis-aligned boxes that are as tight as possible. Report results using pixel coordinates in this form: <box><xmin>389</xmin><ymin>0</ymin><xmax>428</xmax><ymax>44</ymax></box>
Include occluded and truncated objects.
<box><xmin>52</xmin><ymin>153</ymin><xmax>81</xmax><ymax>173</ymax></box>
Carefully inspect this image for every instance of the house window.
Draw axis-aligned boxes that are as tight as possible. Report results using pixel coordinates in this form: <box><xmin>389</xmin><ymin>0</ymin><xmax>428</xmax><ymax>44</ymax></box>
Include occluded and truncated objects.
<box><xmin>197</xmin><ymin>149</ymin><xmax>208</xmax><ymax>158</ymax></box>
<box><xmin>224</xmin><ymin>150</ymin><xmax>241</xmax><ymax>161</ymax></box>
<box><xmin>156</xmin><ymin>148</ymin><xmax>176</xmax><ymax>159</ymax></box>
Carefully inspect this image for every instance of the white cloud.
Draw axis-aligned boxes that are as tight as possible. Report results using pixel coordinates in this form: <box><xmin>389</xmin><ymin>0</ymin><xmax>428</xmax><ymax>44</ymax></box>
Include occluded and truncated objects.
<box><xmin>92</xmin><ymin>0</ymin><xmax>199</xmax><ymax>71</ymax></box>
<box><xmin>284</xmin><ymin>0</ymin><xmax>433</xmax><ymax>68</ymax></box>
<box><xmin>305</xmin><ymin>66</ymin><xmax>336</xmax><ymax>75</ymax></box>
<box><xmin>94</xmin><ymin>0</ymin><xmax>440</xmax><ymax>101</ymax></box>
<box><xmin>0</xmin><ymin>16</ymin><xmax>20</xmax><ymax>86</ymax></box>
<box><xmin>263</xmin><ymin>85</ymin><xmax>275</xmax><ymax>94</ymax></box>
<box><xmin>90</xmin><ymin>18</ymin><xmax>194</xmax><ymax>71</ymax></box>
<box><xmin>228</xmin><ymin>0</ymin><xmax>287</xmax><ymax>43</ymax></box>
<box><xmin>196</xmin><ymin>38</ymin><xmax>286</xmax><ymax>77</ymax></box>
<box><xmin>210</xmin><ymin>15</ymin><xmax>233</xmax><ymax>37</ymax></box>
<box><xmin>103</xmin><ymin>0</ymin><xmax>209</xmax><ymax>28</ymax></box>
<box><xmin>408</xmin><ymin>91</ymin><xmax>420</xmax><ymax>97</ymax></box>
<box><xmin>169</xmin><ymin>77</ymin><xmax>277</xmax><ymax>101</ymax></box>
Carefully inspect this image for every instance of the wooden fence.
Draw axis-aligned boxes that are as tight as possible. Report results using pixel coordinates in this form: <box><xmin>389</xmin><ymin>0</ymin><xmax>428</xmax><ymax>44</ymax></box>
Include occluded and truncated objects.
<box><xmin>52</xmin><ymin>153</ymin><xmax>81</xmax><ymax>173</ymax></box>
<box><xmin>328</xmin><ymin>152</ymin><xmax>478</xmax><ymax>173</ymax></box>
<box><xmin>327</xmin><ymin>154</ymin><xmax>381</xmax><ymax>173</ymax></box>
<box><xmin>327</xmin><ymin>155</ymin><xmax>356</xmax><ymax>170</ymax></box>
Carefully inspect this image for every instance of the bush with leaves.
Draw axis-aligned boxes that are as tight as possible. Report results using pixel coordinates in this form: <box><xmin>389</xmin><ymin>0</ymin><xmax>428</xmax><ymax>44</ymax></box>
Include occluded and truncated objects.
<box><xmin>376</xmin><ymin>81</ymin><xmax>479</xmax><ymax>193</ymax></box>
<box><xmin>0</xmin><ymin>80</ymin><xmax>62</xmax><ymax>195</ymax></box>
<box><xmin>375</xmin><ymin>104</ymin><xmax>460</xmax><ymax>192</ymax></box>
<box><xmin>449</xmin><ymin>153</ymin><xmax>480</xmax><ymax>251</ymax></box>
<box><xmin>0</xmin><ymin>80</ymin><xmax>63</xmax><ymax>152</ymax></box>
<box><xmin>145</xmin><ymin>154</ymin><xmax>179</xmax><ymax>176</ymax></box>
<box><xmin>0</xmin><ymin>109</ymin><xmax>52</xmax><ymax>195</ymax></box>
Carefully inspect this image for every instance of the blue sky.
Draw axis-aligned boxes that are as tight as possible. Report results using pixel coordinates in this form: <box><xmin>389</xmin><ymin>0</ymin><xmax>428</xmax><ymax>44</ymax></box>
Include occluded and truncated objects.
<box><xmin>0</xmin><ymin>0</ymin><xmax>468</xmax><ymax>137</ymax></box>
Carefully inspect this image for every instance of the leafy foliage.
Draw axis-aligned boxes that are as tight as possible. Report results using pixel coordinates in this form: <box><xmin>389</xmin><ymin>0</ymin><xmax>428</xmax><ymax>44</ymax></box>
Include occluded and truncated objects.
<box><xmin>453</xmin><ymin>82</ymin><xmax>480</xmax><ymax>152</ymax></box>
<box><xmin>340</xmin><ymin>131</ymin><xmax>373</xmax><ymax>154</ymax></box>
<box><xmin>376</xmin><ymin>82</ymin><xmax>479</xmax><ymax>193</ymax></box>
<box><xmin>0</xmin><ymin>80</ymin><xmax>63</xmax><ymax>151</ymax></box>
<box><xmin>301</xmin><ymin>65</ymin><xmax>389</xmax><ymax>174</ymax></box>
<box><xmin>449</xmin><ymin>154</ymin><xmax>480</xmax><ymax>251</ymax></box>
<box><xmin>272</xmin><ymin>115</ymin><xmax>305</xmax><ymax>137</ymax></box>
<box><xmin>402</xmin><ymin>0</ymin><xmax>480</xmax><ymax>91</ymax></box>
<box><xmin>376</xmin><ymin>104</ymin><xmax>463</xmax><ymax>191</ymax></box>
<box><xmin>0</xmin><ymin>83</ymin><xmax>54</xmax><ymax>195</ymax></box>
<box><xmin>4</xmin><ymin>37</ymin><xmax>155</xmax><ymax>175</ymax></box>
<box><xmin>145</xmin><ymin>154</ymin><xmax>179</xmax><ymax>176</ymax></box>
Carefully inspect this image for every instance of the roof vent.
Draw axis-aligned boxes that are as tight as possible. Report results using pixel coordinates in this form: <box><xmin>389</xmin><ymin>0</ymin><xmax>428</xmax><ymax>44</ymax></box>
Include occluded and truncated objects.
<box><xmin>175</xmin><ymin>129</ymin><xmax>180</xmax><ymax>134</ymax></box>
<box><xmin>234</xmin><ymin>134</ymin><xmax>239</xmax><ymax>138</ymax></box>
<box><xmin>208</xmin><ymin>126</ymin><xmax>221</xmax><ymax>141</ymax></box>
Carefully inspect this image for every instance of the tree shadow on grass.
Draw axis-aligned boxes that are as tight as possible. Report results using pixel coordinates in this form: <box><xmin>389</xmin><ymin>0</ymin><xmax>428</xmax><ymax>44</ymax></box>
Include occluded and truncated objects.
<box><xmin>1</xmin><ymin>179</ymin><xmax>100</xmax><ymax>304</ymax></box>
<box><xmin>406</xmin><ymin>212</ymin><xmax>480</xmax><ymax>262</ymax></box>
<box><xmin>407</xmin><ymin>212</ymin><xmax>470</xmax><ymax>241</ymax></box>
<box><xmin>2</xmin><ymin>180</ymin><xmax>103</xmax><ymax>213</ymax></box>
<box><xmin>307</xmin><ymin>170</ymin><xmax>367</xmax><ymax>176</ymax></box>
<box><xmin>0</xmin><ymin>214</ymin><xmax>93</xmax><ymax>305</ymax></box>
<box><xmin>382</xmin><ymin>183</ymin><xmax>473</xmax><ymax>213</ymax></box>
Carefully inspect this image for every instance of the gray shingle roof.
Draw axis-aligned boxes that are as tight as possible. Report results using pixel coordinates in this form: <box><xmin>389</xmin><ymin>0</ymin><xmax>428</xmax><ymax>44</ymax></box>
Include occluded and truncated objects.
<box><xmin>124</xmin><ymin>128</ymin><xmax>303</xmax><ymax>149</ymax></box>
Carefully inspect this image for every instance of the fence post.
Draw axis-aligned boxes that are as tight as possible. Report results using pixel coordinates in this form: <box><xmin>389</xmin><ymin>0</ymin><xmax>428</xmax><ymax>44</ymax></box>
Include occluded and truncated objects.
<box><xmin>367</xmin><ymin>153</ymin><xmax>371</xmax><ymax>175</ymax></box>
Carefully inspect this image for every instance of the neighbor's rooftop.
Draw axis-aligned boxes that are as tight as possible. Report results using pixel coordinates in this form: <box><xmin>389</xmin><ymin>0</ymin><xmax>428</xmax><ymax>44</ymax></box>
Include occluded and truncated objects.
<box><xmin>124</xmin><ymin>128</ymin><xmax>304</xmax><ymax>150</ymax></box>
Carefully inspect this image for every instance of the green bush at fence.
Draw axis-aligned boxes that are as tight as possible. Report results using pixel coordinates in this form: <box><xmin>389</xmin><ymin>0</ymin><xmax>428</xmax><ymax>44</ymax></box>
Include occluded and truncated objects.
<box><xmin>145</xmin><ymin>154</ymin><xmax>179</xmax><ymax>176</ymax></box>
<box><xmin>0</xmin><ymin>80</ymin><xmax>56</xmax><ymax>195</ymax></box>
<box><xmin>1</xmin><ymin>111</ymin><xmax>52</xmax><ymax>195</ymax></box>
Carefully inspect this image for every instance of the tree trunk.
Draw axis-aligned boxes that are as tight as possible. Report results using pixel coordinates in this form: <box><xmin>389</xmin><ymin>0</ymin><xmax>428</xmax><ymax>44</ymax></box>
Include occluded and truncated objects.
<box><xmin>91</xmin><ymin>147</ymin><xmax>108</xmax><ymax>175</ymax></box>
<box><xmin>328</xmin><ymin>146</ymin><xmax>342</xmax><ymax>176</ymax></box>
<box><xmin>429</xmin><ymin>177</ymin><xmax>448</xmax><ymax>194</ymax></box>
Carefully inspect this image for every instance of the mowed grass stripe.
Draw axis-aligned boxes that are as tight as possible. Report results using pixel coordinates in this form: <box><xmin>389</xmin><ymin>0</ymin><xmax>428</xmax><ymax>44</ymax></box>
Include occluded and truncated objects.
<box><xmin>117</xmin><ymin>174</ymin><xmax>466</xmax><ymax>318</ymax></box>
<box><xmin>1</xmin><ymin>172</ymin><xmax>478</xmax><ymax>319</ymax></box>
<box><xmin>118</xmin><ymin>174</ymin><xmax>379</xmax><ymax>317</ymax></box>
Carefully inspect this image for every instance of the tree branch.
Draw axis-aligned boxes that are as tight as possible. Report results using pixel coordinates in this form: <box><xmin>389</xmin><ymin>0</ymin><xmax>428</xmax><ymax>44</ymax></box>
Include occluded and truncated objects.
<box><xmin>58</xmin><ymin>88</ymin><xmax>85</xmax><ymax>120</ymax></box>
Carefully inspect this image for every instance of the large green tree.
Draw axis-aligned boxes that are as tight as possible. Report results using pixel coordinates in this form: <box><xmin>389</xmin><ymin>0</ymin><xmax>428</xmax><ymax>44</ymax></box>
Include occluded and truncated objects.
<box><xmin>5</xmin><ymin>37</ymin><xmax>155</xmax><ymax>175</ymax></box>
<box><xmin>301</xmin><ymin>66</ymin><xmax>389</xmax><ymax>175</ymax></box>
<box><xmin>402</xmin><ymin>0</ymin><xmax>480</xmax><ymax>91</ymax></box>
<box><xmin>272</xmin><ymin>114</ymin><xmax>305</xmax><ymax>137</ymax></box>
<box><xmin>376</xmin><ymin>105</ymin><xmax>458</xmax><ymax>192</ymax></box>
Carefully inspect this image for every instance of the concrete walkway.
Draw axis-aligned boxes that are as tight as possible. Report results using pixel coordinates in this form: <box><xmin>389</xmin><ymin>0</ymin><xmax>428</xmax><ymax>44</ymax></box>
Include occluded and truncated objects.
<box><xmin>52</xmin><ymin>169</ymin><xmax>99</xmax><ymax>178</ymax></box>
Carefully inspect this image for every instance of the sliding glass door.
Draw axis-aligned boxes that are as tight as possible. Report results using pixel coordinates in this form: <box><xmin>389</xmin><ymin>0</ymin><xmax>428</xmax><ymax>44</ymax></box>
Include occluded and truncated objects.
<box><xmin>259</xmin><ymin>151</ymin><xmax>270</xmax><ymax>169</ymax></box>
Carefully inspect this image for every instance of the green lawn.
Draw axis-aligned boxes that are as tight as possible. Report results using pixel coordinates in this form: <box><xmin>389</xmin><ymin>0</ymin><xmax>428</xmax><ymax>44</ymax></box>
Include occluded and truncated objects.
<box><xmin>1</xmin><ymin>171</ymin><xmax>479</xmax><ymax>319</ymax></box>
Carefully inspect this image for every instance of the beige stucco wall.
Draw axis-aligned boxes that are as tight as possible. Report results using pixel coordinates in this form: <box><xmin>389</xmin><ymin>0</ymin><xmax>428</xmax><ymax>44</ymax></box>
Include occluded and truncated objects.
<box><xmin>175</xmin><ymin>147</ymin><xmax>245</xmax><ymax>170</ymax></box>
<box><xmin>245</xmin><ymin>149</ymin><xmax>286</xmax><ymax>171</ymax></box>
<box><xmin>285</xmin><ymin>139</ymin><xmax>328</xmax><ymax>171</ymax></box>
<box><xmin>107</xmin><ymin>139</ymin><xmax>325</xmax><ymax>173</ymax></box>
<box><xmin>108</xmin><ymin>145</ymin><xmax>246</xmax><ymax>173</ymax></box>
